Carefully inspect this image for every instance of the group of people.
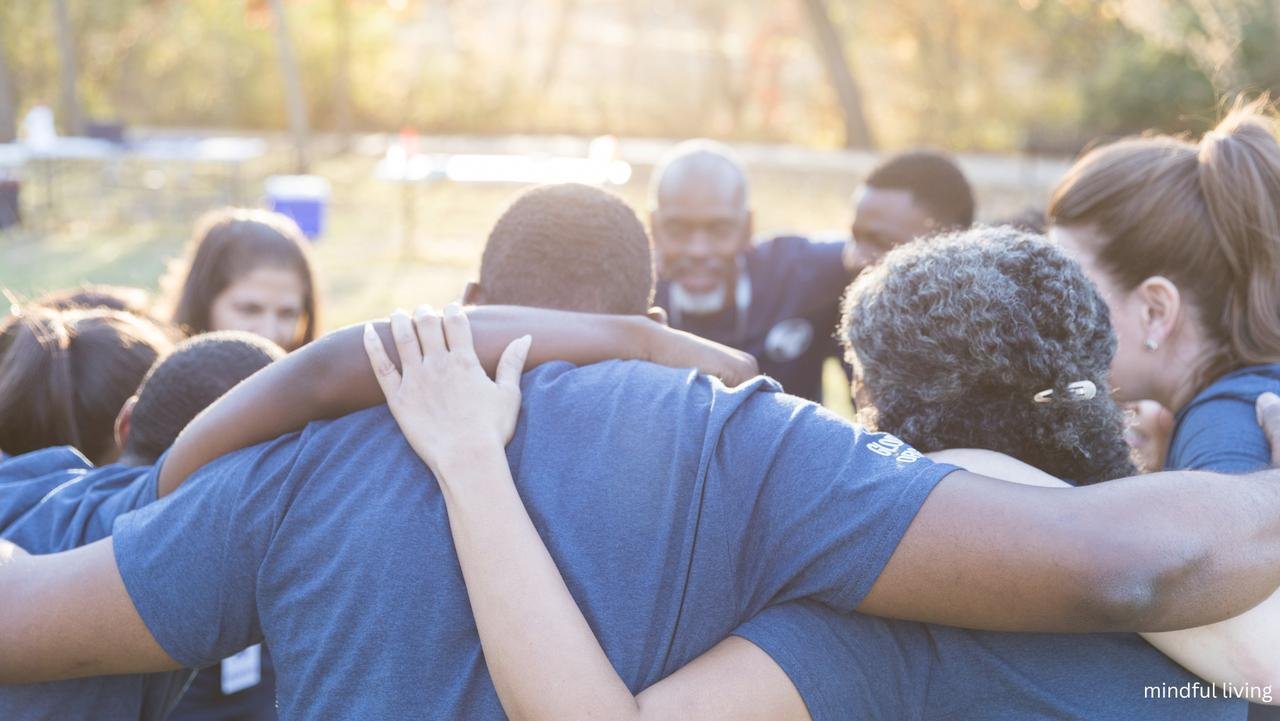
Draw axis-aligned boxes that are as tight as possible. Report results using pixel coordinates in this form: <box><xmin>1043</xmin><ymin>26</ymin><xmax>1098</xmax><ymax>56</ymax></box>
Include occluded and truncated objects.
<box><xmin>0</xmin><ymin>99</ymin><xmax>1278</xmax><ymax>721</ymax></box>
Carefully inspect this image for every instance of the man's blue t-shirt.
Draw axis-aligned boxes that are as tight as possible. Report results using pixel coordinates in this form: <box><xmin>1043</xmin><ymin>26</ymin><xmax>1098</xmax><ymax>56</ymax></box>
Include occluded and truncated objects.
<box><xmin>1166</xmin><ymin>364</ymin><xmax>1280</xmax><ymax>474</ymax></box>
<box><xmin>736</xmin><ymin>602</ymin><xmax>1247</xmax><ymax>720</ymax></box>
<box><xmin>0</xmin><ymin>447</ymin><xmax>192</xmax><ymax>721</ymax></box>
<box><xmin>112</xmin><ymin>360</ymin><xmax>955</xmax><ymax>720</ymax></box>
<box><xmin>1165</xmin><ymin>363</ymin><xmax>1280</xmax><ymax>721</ymax></box>
<box><xmin>655</xmin><ymin>235</ymin><xmax>850</xmax><ymax>403</ymax></box>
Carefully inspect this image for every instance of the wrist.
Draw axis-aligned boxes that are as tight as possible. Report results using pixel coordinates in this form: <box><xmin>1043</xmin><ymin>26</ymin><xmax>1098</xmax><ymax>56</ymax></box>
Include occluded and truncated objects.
<box><xmin>432</xmin><ymin>439</ymin><xmax>509</xmax><ymax>481</ymax></box>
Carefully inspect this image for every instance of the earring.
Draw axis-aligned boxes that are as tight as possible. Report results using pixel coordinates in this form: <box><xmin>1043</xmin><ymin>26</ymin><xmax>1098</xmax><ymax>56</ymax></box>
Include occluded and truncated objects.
<box><xmin>1143</xmin><ymin>339</ymin><xmax>1159</xmax><ymax>352</ymax></box>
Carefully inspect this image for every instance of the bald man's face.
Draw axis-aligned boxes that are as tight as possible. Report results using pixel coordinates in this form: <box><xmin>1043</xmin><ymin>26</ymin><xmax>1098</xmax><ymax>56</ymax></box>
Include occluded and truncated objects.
<box><xmin>651</xmin><ymin>168</ymin><xmax>752</xmax><ymax>297</ymax></box>
<box><xmin>847</xmin><ymin>187</ymin><xmax>935</xmax><ymax>276</ymax></box>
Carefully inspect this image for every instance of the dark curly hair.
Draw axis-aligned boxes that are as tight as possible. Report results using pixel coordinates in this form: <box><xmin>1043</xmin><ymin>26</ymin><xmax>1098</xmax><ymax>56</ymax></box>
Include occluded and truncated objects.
<box><xmin>841</xmin><ymin>226</ymin><xmax>1136</xmax><ymax>485</ymax></box>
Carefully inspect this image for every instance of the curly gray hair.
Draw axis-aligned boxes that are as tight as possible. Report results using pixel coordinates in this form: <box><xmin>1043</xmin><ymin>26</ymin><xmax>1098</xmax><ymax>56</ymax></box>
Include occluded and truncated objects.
<box><xmin>841</xmin><ymin>226</ymin><xmax>1136</xmax><ymax>484</ymax></box>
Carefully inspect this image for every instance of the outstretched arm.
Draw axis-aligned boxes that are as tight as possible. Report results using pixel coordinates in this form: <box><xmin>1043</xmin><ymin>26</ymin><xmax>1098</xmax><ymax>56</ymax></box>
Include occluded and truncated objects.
<box><xmin>858</xmin><ymin>465</ymin><xmax>1280</xmax><ymax>633</ymax></box>
<box><xmin>158</xmin><ymin>306</ymin><xmax>757</xmax><ymax>496</ymax></box>
<box><xmin>0</xmin><ymin>538</ymin><xmax>179</xmax><ymax>683</ymax></box>
<box><xmin>365</xmin><ymin>306</ymin><xmax>811</xmax><ymax>721</ymax></box>
<box><xmin>929</xmin><ymin>449</ymin><xmax>1280</xmax><ymax>700</ymax></box>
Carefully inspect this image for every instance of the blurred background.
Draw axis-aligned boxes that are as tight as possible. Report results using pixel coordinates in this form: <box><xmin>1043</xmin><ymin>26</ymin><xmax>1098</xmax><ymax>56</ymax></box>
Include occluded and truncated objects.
<box><xmin>0</xmin><ymin>0</ymin><xmax>1273</xmax><ymax>326</ymax></box>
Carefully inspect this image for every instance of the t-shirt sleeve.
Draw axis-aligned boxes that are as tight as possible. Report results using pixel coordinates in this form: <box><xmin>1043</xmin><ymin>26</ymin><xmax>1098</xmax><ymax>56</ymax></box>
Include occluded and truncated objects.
<box><xmin>733</xmin><ymin>601</ymin><xmax>929</xmax><ymax>721</ymax></box>
<box><xmin>1167</xmin><ymin>395</ymin><xmax>1270</xmax><ymax>473</ymax></box>
<box><xmin>712</xmin><ymin>390</ymin><xmax>959</xmax><ymax>613</ymax></box>
<box><xmin>111</xmin><ymin>434</ymin><xmax>302</xmax><ymax>669</ymax></box>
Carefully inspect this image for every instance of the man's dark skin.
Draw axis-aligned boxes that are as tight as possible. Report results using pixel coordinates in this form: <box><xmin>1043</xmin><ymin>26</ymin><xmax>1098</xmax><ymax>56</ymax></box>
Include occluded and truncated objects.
<box><xmin>843</xmin><ymin>185</ymin><xmax>941</xmax><ymax>276</ymax></box>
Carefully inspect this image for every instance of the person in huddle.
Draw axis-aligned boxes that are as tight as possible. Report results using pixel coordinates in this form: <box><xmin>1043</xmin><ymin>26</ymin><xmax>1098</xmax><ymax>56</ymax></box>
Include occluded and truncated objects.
<box><xmin>0</xmin><ymin>331</ymin><xmax>283</xmax><ymax>721</ymax></box>
<box><xmin>1049</xmin><ymin>102</ymin><xmax>1280</xmax><ymax>721</ymax></box>
<box><xmin>167</xmin><ymin>208</ymin><xmax>320</xmax><ymax>351</ymax></box>
<box><xmin>0</xmin><ymin>307</ymin><xmax>174</xmax><ymax>464</ymax></box>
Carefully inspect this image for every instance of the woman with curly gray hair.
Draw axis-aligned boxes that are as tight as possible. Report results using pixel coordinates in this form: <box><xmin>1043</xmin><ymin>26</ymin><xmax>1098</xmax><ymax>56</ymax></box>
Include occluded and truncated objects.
<box><xmin>842</xmin><ymin>225</ymin><xmax>1135</xmax><ymax>484</ymax></box>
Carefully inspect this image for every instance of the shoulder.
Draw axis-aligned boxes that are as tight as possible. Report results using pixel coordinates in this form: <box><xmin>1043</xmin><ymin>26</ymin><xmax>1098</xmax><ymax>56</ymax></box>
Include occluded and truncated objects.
<box><xmin>0</xmin><ymin>446</ymin><xmax>92</xmax><ymax>483</ymax></box>
<box><xmin>1168</xmin><ymin>365</ymin><xmax>1280</xmax><ymax>473</ymax></box>
<box><xmin>751</xmin><ymin>234</ymin><xmax>845</xmax><ymax>264</ymax></box>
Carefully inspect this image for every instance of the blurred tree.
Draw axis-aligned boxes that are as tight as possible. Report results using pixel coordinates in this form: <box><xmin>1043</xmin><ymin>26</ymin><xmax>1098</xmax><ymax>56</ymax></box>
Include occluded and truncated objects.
<box><xmin>269</xmin><ymin>0</ymin><xmax>310</xmax><ymax>171</ymax></box>
<box><xmin>0</xmin><ymin>20</ymin><xmax>15</xmax><ymax>143</ymax></box>
<box><xmin>801</xmin><ymin>0</ymin><xmax>875</xmax><ymax>148</ymax></box>
<box><xmin>51</xmin><ymin>0</ymin><xmax>81</xmax><ymax>134</ymax></box>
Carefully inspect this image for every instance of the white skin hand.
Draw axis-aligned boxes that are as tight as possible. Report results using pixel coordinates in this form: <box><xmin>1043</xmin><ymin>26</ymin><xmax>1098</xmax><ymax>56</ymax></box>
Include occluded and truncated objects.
<box><xmin>362</xmin><ymin>303</ymin><xmax>531</xmax><ymax>477</ymax></box>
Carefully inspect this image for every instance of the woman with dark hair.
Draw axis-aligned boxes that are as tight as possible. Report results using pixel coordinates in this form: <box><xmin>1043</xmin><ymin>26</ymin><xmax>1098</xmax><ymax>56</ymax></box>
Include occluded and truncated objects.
<box><xmin>368</xmin><ymin>229</ymin><xmax>1276</xmax><ymax>720</ymax></box>
<box><xmin>168</xmin><ymin>208</ymin><xmax>319</xmax><ymax>351</ymax></box>
<box><xmin>0</xmin><ymin>306</ymin><xmax>174</xmax><ymax>465</ymax></box>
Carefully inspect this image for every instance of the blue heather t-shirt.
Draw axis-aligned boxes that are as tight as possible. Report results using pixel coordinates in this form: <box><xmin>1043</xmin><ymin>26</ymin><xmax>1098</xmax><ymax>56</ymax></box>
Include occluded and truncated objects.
<box><xmin>1166</xmin><ymin>364</ymin><xmax>1280</xmax><ymax>473</ymax></box>
<box><xmin>0</xmin><ymin>447</ymin><xmax>193</xmax><ymax>721</ymax></box>
<box><xmin>656</xmin><ymin>235</ymin><xmax>849</xmax><ymax>403</ymax></box>
<box><xmin>112</xmin><ymin>360</ymin><xmax>955</xmax><ymax>720</ymax></box>
<box><xmin>736</xmin><ymin>602</ymin><xmax>1245</xmax><ymax>720</ymax></box>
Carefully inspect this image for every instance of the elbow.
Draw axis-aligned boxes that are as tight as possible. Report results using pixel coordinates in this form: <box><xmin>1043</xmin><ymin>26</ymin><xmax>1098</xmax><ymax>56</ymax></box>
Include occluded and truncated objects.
<box><xmin>1075</xmin><ymin>537</ymin><xmax>1216</xmax><ymax>632</ymax></box>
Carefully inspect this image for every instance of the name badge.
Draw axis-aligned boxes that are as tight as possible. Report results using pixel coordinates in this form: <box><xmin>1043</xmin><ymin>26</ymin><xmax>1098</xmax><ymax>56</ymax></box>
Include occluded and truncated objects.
<box><xmin>220</xmin><ymin>644</ymin><xmax>262</xmax><ymax>695</ymax></box>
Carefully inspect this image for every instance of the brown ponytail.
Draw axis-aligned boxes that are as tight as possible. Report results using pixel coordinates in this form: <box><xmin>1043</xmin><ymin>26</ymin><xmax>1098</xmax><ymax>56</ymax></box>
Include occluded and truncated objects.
<box><xmin>1048</xmin><ymin>98</ymin><xmax>1280</xmax><ymax>385</ymax></box>
<box><xmin>0</xmin><ymin>307</ymin><xmax>173</xmax><ymax>464</ymax></box>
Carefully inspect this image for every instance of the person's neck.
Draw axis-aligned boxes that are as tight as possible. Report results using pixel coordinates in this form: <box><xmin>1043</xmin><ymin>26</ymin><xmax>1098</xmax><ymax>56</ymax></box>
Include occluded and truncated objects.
<box><xmin>1153</xmin><ymin>334</ymin><xmax>1216</xmax><ymax>414</ymax></box>
<box><xmin>115</xmin><ymin>451</ymin><xmax>150</xmax><ymax>468</ymax></box>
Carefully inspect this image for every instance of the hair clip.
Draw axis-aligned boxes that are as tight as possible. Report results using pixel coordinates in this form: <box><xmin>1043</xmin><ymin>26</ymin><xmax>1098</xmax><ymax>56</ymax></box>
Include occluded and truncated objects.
<box><xmin>2</xmin><ymin>288</ymin><xmax>21</xmax><ymax>318</ymax></box>
<box><xmin>1033</xmin><ymin>380</ymin><xmax>1098</xmax><ymax>404</ymax></box>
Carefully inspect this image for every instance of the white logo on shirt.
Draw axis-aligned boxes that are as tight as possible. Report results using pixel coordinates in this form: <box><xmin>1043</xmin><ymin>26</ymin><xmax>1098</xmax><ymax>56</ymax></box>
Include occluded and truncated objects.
<box><xmin>764</xmin><ymin>318</ymin><xmax>814</xmax><ymax>363</ymax></box>
<box><xmin>866</xmin><ymin>434</ymin><xmax>922</xmax><ymax>463</ymax></box>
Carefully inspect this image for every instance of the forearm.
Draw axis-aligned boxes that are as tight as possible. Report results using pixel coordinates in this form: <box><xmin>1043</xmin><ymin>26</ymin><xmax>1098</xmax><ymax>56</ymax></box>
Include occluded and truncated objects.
<box><xmin>1145</xmin><ymin>588</ymin><xmax>1280</xmax><ymax>697</ymax></box>
<box><xmin>437</xmin><ymin>450</ymin><xmax>644</xmax><ymax>721</ymax></box>
<box><xmin>862</xmin><ymin>469</ymin><xmax>1280</xmax><ymax>633</ymax></box>
<box><xmin>160</xmin><ymin>308</ymin><xmax>746</xmax><ymax>497</ymax></box>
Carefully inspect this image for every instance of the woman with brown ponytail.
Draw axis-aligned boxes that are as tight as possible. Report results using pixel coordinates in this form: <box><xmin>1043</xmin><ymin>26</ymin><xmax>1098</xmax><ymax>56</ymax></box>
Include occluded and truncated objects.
<box><xmin>1049</xmin><ymin>99</ymin><xmax>1280</xmax><ymax>721</ymax></box>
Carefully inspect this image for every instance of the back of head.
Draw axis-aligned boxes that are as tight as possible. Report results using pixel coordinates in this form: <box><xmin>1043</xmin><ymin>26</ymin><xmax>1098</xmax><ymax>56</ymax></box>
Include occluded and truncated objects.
<box><xmin>479</xmin><ymin>183</ymin><xmax>655</xmax><ymax>314</ymax></box>
<box><xmin>0</xmin><ymin>307</ymin><xmax>174</xmax><ymax>464</ymax></box>
<box><xmin>124</xmin><ymin>331</ymin><xmax>284</xmax><ymax>463</ymax></box>
<box><xmin>171</xmin><ymin>207</ymin><xmax>320</xmax><ymax>342</ymax></box>
<box><xmin>34</xmin><ymin>283</ymin><xmax>154</xmax><ymax>316</ymax></box>
<box><xmin>842</xmin><ymin>226</ymin><xmax>1135</xmax><ymax>484</ymax></box>
<box><xmin>1048</xmin><ymin>98</ymin><xmax>1280</xmax><ymax>381</ymax></box>
<box><xmin>866</xmin><ymin>150</ymin><xmax>975</xmax><ymax>229</ymax></box>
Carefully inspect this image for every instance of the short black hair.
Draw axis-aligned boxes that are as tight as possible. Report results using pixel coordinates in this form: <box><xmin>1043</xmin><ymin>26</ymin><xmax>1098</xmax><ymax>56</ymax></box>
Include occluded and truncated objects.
<box><xmin>124</xmin><ymin>331</ymin><xmax>284</xmax><ymax>463</ymax></box>
<box><xmin>866</xmin><ymin>150</ymin><xmax>975</xmax><ymax>229</ymax></box>
<box><xmin>479</xmin><ymin>184</ymin><xmax>655</xmax><ymax>315</ymax></box>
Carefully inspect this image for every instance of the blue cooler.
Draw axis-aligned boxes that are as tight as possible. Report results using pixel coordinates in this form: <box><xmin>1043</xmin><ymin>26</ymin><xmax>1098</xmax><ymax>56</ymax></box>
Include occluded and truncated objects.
<box><xmin>265</xmin><ymin>175</ymin><xmax>329</xmax><ymax>240</ymax></box>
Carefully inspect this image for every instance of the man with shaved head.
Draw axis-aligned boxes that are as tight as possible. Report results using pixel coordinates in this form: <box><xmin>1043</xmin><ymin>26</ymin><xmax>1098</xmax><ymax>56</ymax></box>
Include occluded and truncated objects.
<box><xmin>649</xmin><ymin>140</ymin><xmax>855</xmax><ymax>402</ymax></box>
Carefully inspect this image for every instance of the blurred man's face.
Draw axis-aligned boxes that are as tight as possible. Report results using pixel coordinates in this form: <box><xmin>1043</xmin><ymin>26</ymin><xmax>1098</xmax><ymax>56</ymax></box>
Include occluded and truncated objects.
<box><xmin>651</xmin><ymin>178</ymin><xmax>752</xmax><ymax>298</ymax></box>
<box><xmin>847</xmin><ymin>187</ymin><xmax>934</xmax><ymax>275</ymax></box>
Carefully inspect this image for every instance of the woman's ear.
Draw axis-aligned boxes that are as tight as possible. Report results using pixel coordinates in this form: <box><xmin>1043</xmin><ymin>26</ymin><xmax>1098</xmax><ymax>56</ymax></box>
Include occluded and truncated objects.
<box><xmin>462</xmin><ymin>281</ymin><xmax>484</xmax><ymax>306</ymax></box>
<box><xmin>1134</xmin><ymin>276</ymin><xmax>1182</xmax><ymax>349</ymax></box>
<box><xmin>114</xmin><ymin>395</ymin><xmax>138</xmax><ymax>452</ymax></box>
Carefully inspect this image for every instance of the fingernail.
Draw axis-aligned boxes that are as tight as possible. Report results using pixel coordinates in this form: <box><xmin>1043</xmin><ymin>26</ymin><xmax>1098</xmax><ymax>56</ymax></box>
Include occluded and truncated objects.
<box><xmin>520</xmin><ymin>334</ymin><xmax>532</xmax><ymax>353</ymax></box>
<box><xmin>444</xmin><ymin>302</ymin><xmax>461</xmax><ymax>316</ymax></box>
<box><xmin>363</xmin><ymin>323</ymin><xmax>375</xmax><ymax>337</ymax></box>
<box><xmin>1261</xmin><ymin>392</ymin><xmax>1279</xmax><ymax>407</ymax></box>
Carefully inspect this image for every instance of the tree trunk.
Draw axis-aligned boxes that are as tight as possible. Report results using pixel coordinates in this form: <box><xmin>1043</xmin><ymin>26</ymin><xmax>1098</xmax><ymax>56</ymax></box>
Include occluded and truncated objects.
<box><xmin>269</xmin><ymin>0</ymin><xmax>310</xmax><ymax>172</ymax></box>
<box><xmin>801</xmin><ymin>0</ymin><xmax>874</xmax><ymax>149</ymax></box>
<box><xmin>51</xmin><ymin>0</ymin><xmax>82</xmax><ymax>135</ymax></box>
<box><xmin>332</xmin><ymin>0</ymin><xmax>352</xmax><ymax>151</ymax></box>
<box><xmin>0</xmin><ymin>21</ymin><xmax>17</xmax><ymax>143</ymax></box>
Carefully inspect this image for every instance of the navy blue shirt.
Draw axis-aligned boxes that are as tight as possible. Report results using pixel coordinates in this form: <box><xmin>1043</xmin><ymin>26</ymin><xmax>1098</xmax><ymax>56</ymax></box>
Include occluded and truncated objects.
<box><xmin>736</xmin><ymin>601</ymin><xmax>1246</xmax><ymax>720</ymax></box>
<box><xmin>112</xmin><ymin>361</ymin><xmax>955</xmax><ymax>720</ymax></box>
<box><xmin>0</xmin><ymin>448</ymin><xmax>193</xmax><ymax>721</ymax></box>
<box><xmin>655</xmin><ymin>235</ymin><xmax>849</xmax><ymax>403</ymax></box>
<box><xmin>1167</xmin><ymin>364</ymin><xmax>1280</xmax><ymax>473</ymax></box>
<box><xmin>1165</xmin><ymin>363</ymin><xmax>1280</xmax><ymax>721</ymax></box>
